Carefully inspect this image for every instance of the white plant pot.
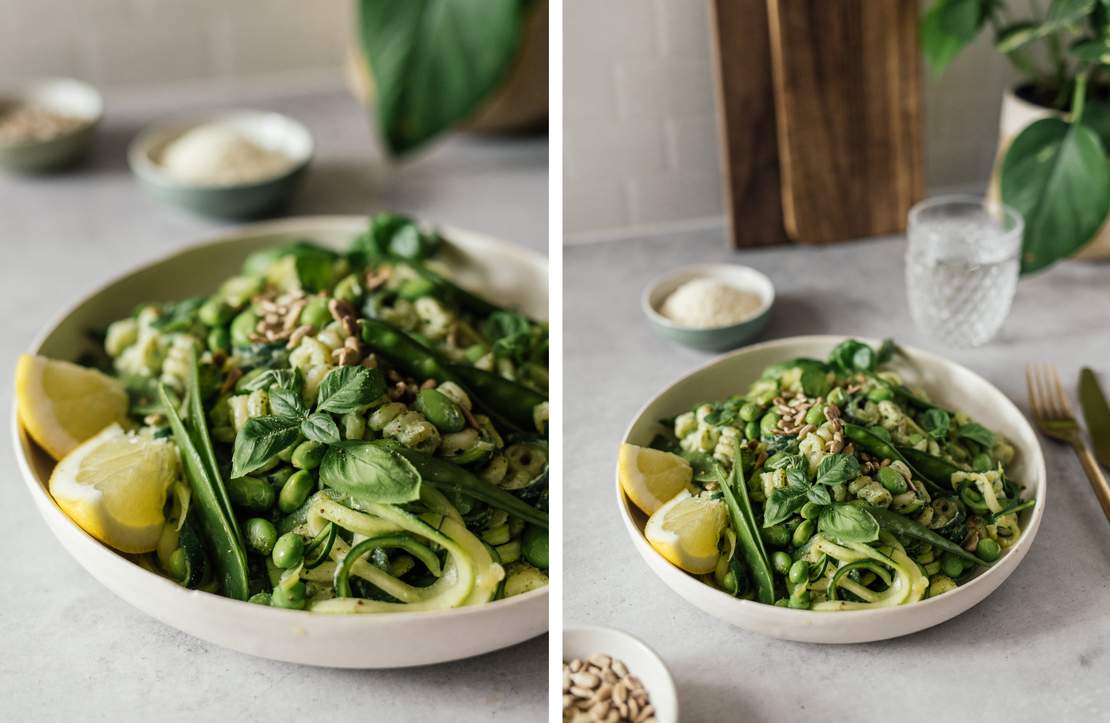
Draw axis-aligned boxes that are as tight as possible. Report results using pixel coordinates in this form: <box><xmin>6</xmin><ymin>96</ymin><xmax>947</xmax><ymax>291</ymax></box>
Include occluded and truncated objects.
<box><xmin>989</xmin><ymin>87</ymin><xmax>1110</xmax><ymax>260</ymax></box>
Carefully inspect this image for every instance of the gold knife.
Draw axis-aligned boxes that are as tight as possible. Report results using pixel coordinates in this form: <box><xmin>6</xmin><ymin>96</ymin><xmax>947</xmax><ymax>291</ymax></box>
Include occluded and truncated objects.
<box><xmin>1079</xmin><ymin>367</ymin><xmax>1110</xmax><ymax>469</ymax></box>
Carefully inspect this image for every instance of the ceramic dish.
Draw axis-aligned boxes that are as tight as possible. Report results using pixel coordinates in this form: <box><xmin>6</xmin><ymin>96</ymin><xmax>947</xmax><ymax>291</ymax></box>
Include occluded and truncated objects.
<box><xmin>564</xmin><ymin>625</ymin><xmax>678</xmax><ymax>723</ymax></box>
<box><xmin>0</xmin><ymin>77</ymin><xmax>102</xmax><ymax>172</ymax></box>
<box><xmin>616</xmin><ymin>335</ymin><xmax>1045</xmax><ymax>643</ymax></box>
<box><xmin>642</xmin><ymin>263</ymin><xmax>774</xmax><ymax>353</ymax></box>
<box><xmin>128</xmin><ymin>110</ymin><xmax>314</xmax><ymax>219</ymax></box>
<box><xmin>12</xmin><ymin>216</ymin><xmax>547</xmax><ymax>667</ymax></box>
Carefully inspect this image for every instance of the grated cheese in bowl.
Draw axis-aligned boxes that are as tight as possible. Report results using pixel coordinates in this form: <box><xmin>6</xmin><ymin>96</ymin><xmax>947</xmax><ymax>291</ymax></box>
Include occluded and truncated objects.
<box><xmin>159</xmin><ymin>123</ymin><xmax>294</xmax><ymax>186</ymax></box>
<box><xmin>659</xmin><ymin>277</ymin><xmax>764</xmax><ymax>329</ymax></box>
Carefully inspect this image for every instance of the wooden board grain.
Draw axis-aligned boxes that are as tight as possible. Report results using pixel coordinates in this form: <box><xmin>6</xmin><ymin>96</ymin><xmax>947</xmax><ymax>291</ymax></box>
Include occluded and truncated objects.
<box><xmin>766</xmin><ymin>0</ymin><xmax>924</xmax><ymax>244</ymax></box>
<box><xmin>710</xmin><ymin>0</ymin><xmax>789</xmax><ymax>248</ymax></box>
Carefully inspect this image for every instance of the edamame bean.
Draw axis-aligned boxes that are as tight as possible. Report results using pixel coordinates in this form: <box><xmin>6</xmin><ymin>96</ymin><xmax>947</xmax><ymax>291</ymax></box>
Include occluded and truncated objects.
<box><xmin>228</xmin><ymin>475</ymin><xmax>275</xmax><ymax>512</ymax></box>
<box><xmin>805</xmin><ymin>405</ymin><xmax>826</xmax><ymax>427</ymax></box>
<box><xmin>207</xmin><ymin>327</ymin><xmax>230</xmax><ymax>354</ymax></box>
<box><xmin>199</xmin><ymin>298</ymin><xmax>234</xmax><ymax>327</ymax></box>
<box><xmin>827</xmin><ymin>388</ymin><xmax>847</xmax><ymax>405</ymax></box>
<box><xmin>414</xmin><ymin>389</ymin><xmax>465</xmax><ymax>433</ymax></box>
<box><xmin>246</xmin><ymin>518</ymin><xmax>277</xmax><ymax>556</ymax></box>
<box><xmin>972</xmin><ymin>453</ymin><xmax>993</xmax><ymax>472</ymax></box>
<box><xmin>977</xmin><ymin>538</ymin><xmax>1001</xmax><ymax>562</ymax></box>
<box><xmin>167</xmin><ymin>548</ymin><xmax>189</xmax><ymax>582</ymax></box>
<box><xmin>878</xmin><ymin>466</ymin><xmax>908</xmax><ymax>494</ymax></box>
<box><xmin>291</xmin><ymin>440</ymin><xmax>325</xmax><ymax>470</ymax></box>
<box><xmin>761</xmin><ymin>524</ymin><xmax>791</xmax><ymax>548</ymax></box>
<box><xmin>248</xmin><ymin>592</ymin><xmax>272</xmax><ymax>606</ymax></box>
<box><xmin>792</xmin><ymin>518</ymin><xmax>816</xmax><ymax>547</ymax></box>
<box><xmin>941</xmin><ymin>553</ymin><xmax>965</xmax><ymax>578</ymax></box>
<box><xmin>800</xmin><ymin>502</ymin><xmax>821</xmax><ymax>521</ymax></box>
<box><xmin>788</xmin><ymin>559</ymin><xmax>810</xmax><ymax>585</ymax></box>
<box><xmin>522</xmin><ymin>525</ymin><xmax>549</xmax><ymax>569</ymax></box>
<box><xmin>278</xmin><ymin>470</ymin><xmax>315</xmax><ymax>513</ymax></box>
<box><xmin>772</xmin><ymin>551</ymin><xmax>792</xmax><ymax>575</ymax></box>
<box><xmin>229</xmin><ymin>309</ymin><xmax>258</xmax><ymax>348</ymax></box>
<box><xmin>774</xmin><ymin>598</ymin><xmax>789</xmax><ymax>607</ymax></box>
<box><xmin>272</xmin><ymin>533</ymin><xmax>304</xmax><ymax>569</ymax></box>
<box><xmin>334</xmin><ymin>274</ymin><xmax>362</xmax><ymax>304</ymax></box>
<box><xmin>788</xmin><ymin>588</ymin><xmax>812</xmax><ymax>609</ymax></box>
<box><xmin>744</xmin><ymin>421</ymin><xmax>760</xmax><ymax>441</ymax></box>
<box><xmin>299</xmin><ymin>297</ymin><xmax>331</xmax><ymax>328</ymax></box>
<box><xmin>868</xmin><ymin>386</ymin><xmax>894</xmax><ymax>402</ymax></box>
<box><xmin>271</xmin><ymin>581</ymin><xmax>306</xmax><ymax>610</ymax></box>
<box><xmin>739</xmin><ymin>402</ymin><xmax>762</xmax><ymax>423</ymax></box>
<box><xmin>759</xmin><ymin>411</ymin><xmax>780</xmax><ymax>437</ymax></box>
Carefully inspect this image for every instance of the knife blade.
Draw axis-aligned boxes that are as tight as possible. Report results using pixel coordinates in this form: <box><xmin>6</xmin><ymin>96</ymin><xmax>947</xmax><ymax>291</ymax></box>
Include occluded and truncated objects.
<box><xmin>1079</xmin><ymin>367</ymin><xmax>1110</xmax><ymax>469</ymax></box>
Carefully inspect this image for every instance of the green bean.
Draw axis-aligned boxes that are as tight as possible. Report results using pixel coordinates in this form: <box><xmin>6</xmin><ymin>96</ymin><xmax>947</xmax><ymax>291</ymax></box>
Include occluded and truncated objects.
<box><xmin>522</xmin><ymin>525</ymin><xmax>549</xmax><ymax>569</ymax></box>
<box><xmin>772</xmin><ymin>550</ymin><xmax>792</xmax><ymax>575</ymax></box>
<box><xmin>414</xmin><ymin>389</ymin><xmax>466</xmax><ymax>433</ymax></box>
<box><xmin>278</xmin><ymin>470</ymin><xmax>315</xmax><ymax>513</ymax></box>
<box><xmin>334</xmin><ymin>534</ymin><xmax>443</xmax><ymax>597</ymax></box>
<box><xmin>271</xmin><ymin>581</ymin><xmax>306</xmax><ymax>610</ymax></box>
<box><xmin>977</xmin><ymin>538</ymin><xmax>1001</xmax><ymax>562</ymax></box>
<box><xmin>246</xmin><ymin>518</ymin><xmax>278</xmax><ymax>556</ymax></box>
<box><xmin>229</xmin><ymin>309</ymin><xmax>257</xmax><ymax>348</ymax></box>
<box><xmin>227</xmin><ymin>475</ymin><xmax>275</xmax><ymax>513</ymax></box>
<box><xmin>272</xmin><ymin>532</ymin><xmax>305</xmax><ymax>569</ymax></box>
<box><xmin>291</xmin><ymin>440</ymin><xmax>325</xmax><ymax>470</ymax></box>
<box><xmin>788</xmin><ymin>559</ymin><xmax>810</xmax><ymax>585</ymax></box>
<box><xmin>739</xmin><ymin>402</ymin><xmax>762</xmax><ymax>423</ymax></box>
<box><xmin>878</xmin><ymin>466</ymin><xmax>908</xmax><ymax>494</ymax></box>
<box><xmin>868</xmin><ymin>506</ymin><xmax>990</xmax><ymax>566</ymax></box>
<box><xmin>716</xmin><ymin>453</ymin><xmax>775</xmax><ymax>604</ymax></box>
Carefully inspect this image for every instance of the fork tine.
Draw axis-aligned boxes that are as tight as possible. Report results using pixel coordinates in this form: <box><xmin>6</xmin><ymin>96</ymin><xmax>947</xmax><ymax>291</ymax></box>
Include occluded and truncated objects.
<box><xmin>1040</xmin><ymin>363</ymin><xmax>1061</xmax><ymax>419</ymax></box>
<box><xmin>1025</xmin><ymin>365</ymin><xmax>1041</xmax><ymax>420</ymax></box>
<box><xmin>1048</xmin><ymin>364</ymin><xmax>1074</xmax><ymax>417</ymax></box>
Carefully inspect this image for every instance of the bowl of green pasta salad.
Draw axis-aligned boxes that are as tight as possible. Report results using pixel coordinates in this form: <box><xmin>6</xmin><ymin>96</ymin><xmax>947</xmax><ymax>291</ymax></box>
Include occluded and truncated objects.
<box><xmin>12</xmin><ymin>213</ymin><xmax>549</xmax><ymax>667</ymax></box>
<box><xmin>616</xmin><ymin>336</ymin><xmax>1044</xmax><ymax>643</ymax></box>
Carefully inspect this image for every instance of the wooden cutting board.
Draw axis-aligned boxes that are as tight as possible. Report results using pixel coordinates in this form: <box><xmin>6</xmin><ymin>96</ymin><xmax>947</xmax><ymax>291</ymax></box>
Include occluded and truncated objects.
<box><xmin>765</xmin><ymin>0</ymin><xmax>923</xmax><ymax>244</ymax></box>
<box><xmin>710</xmin><ymin>0</ymin><xmax>789</xmax><ymax>248</ymax></box>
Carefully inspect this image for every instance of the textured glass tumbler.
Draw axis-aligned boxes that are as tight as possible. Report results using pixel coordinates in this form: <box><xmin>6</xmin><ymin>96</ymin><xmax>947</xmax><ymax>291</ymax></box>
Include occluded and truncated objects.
<box><xmin>905</xmin><ymin>195</ymin><xmax>1023</xmax><ymax>347</ymax></box>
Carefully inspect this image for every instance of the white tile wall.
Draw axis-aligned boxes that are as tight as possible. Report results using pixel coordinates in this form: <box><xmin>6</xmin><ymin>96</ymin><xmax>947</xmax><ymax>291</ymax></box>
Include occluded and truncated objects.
<box><xmin>0</xmin><ymin>0</ymin><xmax>349</xmax><ymax>91</ymax></box>
<box><xmin>564</xmin><ymin>0</ymin><xmax>1018</xmax><ymax>242</ymax></box>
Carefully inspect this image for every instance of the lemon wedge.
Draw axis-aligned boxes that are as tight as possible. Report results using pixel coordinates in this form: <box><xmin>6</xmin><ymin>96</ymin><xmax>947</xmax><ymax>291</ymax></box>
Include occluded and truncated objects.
<box><xmin>618</xmin><ymin>443</ymin><xmax>693</xmax><ymax>515</ymax></box>
<box><xmin>16</xmin><ymin>353</ymin><xmax>129</xmax><ymax>460</ymax></box>
<box><xmin>49</xmin><ymin>424</ymin><xmax>177</xmax><ymax>553</ymax></box>
<box><xmin>644</xmin><ymin>489</ymin><xmax>726</xmax><ymax>574</ymax></box>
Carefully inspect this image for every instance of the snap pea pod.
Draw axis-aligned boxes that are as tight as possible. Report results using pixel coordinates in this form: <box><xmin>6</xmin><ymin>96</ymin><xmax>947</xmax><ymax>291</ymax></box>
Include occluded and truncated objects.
<box><xmin>334</xmin><ymin>533</ymin><xmax>443</xmax><ymax>598</ymax></box>
<box><xmin>716</xmin><ymin>452</ymin><xmax>775</xmax><ymax>604</ymax></box>
<box><xmin>186</xmin><ymin>348</ymin><xmax>242</xmax><ymax>543</ymax></box>
<box><xmin>403</xmin><ymin>261</ymin><xmax>501</xmax><ymax>318</ymax></box>
<box><xmin>868</xmin><ymin>506</ymin><xmax>990</xmax><ymax>567</ymax></box>
<box><xmin>897</xmin><ymin>446</ymin><xmax>962</xmax><ymax>491</ymax></box>
<box><xmin>448</xmin><ymin>363</ymin><xmax>547</xmax><ymax>431</ymax></box>
<box><xmin>380</xmin><ymin>442</ymin><xmax>548</xmax><ymax>529</ymax></box>
<box><xmin>842</xmin><ymin>424</ymin><xmax>947</xmax><ymax>496</ymax></box>
<box><xmin>159</xmin><ymin>385</ymin><xmax>250</xmax><ymax>600</ymax></box>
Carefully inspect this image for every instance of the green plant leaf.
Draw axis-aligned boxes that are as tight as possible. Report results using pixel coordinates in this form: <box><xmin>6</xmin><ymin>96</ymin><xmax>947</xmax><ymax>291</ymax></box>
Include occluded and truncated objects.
<box><xmin>921</xmin><ymin>408</ymin><xmax>951</xmax><ymax>439</ymax></box>
<box><xmin>231</xmin><ymin>415</ymin><xmax>301</xmax><ymax>478</ymax></box>
<box><xmin>1001</xmin><ymin>117</ymin><xmax>1110</xmax><ymax>272</ymax></box>
<box><xmin>302</xmin><ymin>413</ymin><xmax>341</xmax><ymax>445</ymax></box>
<box><xmin>358</xmin><ymin>0</ymin><xmax>524</xmax><ymax>156</ymax></box>
<box><xmin>801</xmin><ymin>366</ymin><xmax>831</xmax><ymax>398</ymax></box>
<box><xmin>763</xmin><ymin>480</ymin><xmax>809</xmax><ymax>527</ymax></box>
<box><xmin>269</xmin><ymin>387</ymin><xmax>308</xmax><ymax>418</ymax></box>
<box><xmin>815</xmin><ymin>453</ymin><xmax>862</xmax><ymax>487</ymax></box>
<box><xmin>995</xmin><ymin>22</ymin><xmax>1042</xmax><ymax>53</ymax></box>
<box><xmin>1070</xmin><ymin>37</ymin><xmax>1110</xmax><ymax>62</ymax></box>
<box><xmin>1048</xmin><ymin>0</ymin><xmax>1096</xmax><ymax>27</ymax></box>
<box><xmin>320</xmin><ymin>440</ymin><xmax>422</xmax><ymax>504</ymax></box>
<box><xmin>241</xmin><ymin>369</ymin><xmax>300</xmax><ymax>393</ymax></box>
<box><xmin>957</xmin><ymin>422</ymin><xmax>996</xmax><ymax>448</ymax></box>
<box><xmin>876</xmin><ymin>338</ymin><xmax>897</xmax><ymax>365</ymax></box>
<box><xmin>316</xmin><ymin>367</ymin><xmax>387</xmax><ymax>414</ymax></box>
<box><xmin>819</xmin><ymin>504</ymin><xmax>880</xmax><ymax>544</ymax></box>
<box><xmin>921</xmin><ymin>0</ymin><xmax>988</xmax><ymax>75</ymax></box>
<box><xmin>807</xmin><ymin>485</ymin><xmax>832</xmax><ymax>507</ymax></box>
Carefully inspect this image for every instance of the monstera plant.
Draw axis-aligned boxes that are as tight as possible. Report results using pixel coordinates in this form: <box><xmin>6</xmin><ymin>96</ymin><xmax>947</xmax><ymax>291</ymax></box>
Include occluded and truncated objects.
<box><xmin>356</xmin><ymin>0</ymin><xmax>545</xmax><ymax>157</ymax></box>
<box><xmin>922</xmin><ymin>0</ymin><xmax>1110</xmax><ymax>272</ymax></box>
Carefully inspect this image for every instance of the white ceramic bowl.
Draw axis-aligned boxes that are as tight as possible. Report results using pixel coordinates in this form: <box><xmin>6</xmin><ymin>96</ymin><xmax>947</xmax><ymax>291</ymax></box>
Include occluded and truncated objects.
<box><xmin>12</xmin><ymin>216</ymin><xmax>548</xmax><ymax>667</ymax></box>
<box><xmin>617</xmin><ymin>336</ymin><xmax>1046</xmax><ymax>643</ymax></box>
<box><xmin>564</xmin><ymin>625</ymin><xmax>678</xmax><ymax>723</ymax></box>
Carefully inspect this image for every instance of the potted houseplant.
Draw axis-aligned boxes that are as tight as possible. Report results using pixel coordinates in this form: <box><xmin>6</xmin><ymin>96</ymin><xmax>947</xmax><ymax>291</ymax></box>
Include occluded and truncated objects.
<box><xmin>348</xmin><ymin>0</ymin><xmax>547</xmax><ymax>158</ymax></box>
<box><xmin>922</xmin><ymin>0</ymin><xmax>1110</xmax><ymax>272</ymax></box>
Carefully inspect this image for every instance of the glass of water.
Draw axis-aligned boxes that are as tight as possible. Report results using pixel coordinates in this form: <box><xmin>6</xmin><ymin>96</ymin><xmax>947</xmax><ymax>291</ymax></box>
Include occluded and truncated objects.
<box><xmin>906</xmin><ymin>195</ymin><xmax>1023</xmax><ymax>347</ymax></box>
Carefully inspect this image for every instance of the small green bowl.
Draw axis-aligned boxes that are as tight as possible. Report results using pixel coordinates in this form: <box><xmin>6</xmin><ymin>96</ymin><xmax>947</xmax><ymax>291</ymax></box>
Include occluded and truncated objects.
<box><xmin>0</xmin><ymin>78</ymin><xmax>102</xmax><ymax>173</ymax></box>
<box><xmin>128</xmin><ymin>111</ymin><xmax>313</xmax><ymax>219</ymax></box>
<box><xmin>642</xmin><ymin>263</ymin><xmax>775</xmax><ymax>352</ymax></box>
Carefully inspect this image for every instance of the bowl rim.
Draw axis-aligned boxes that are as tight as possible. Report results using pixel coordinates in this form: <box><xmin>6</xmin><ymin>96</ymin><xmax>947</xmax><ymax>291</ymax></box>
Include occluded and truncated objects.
<box><xmin>563</xmin><ymin>624</ymin><xmax>678</xmax><ymax>722</ymax></box>
<box><xmin>615</xmin><ymin>334</ymin><xmax>1046</xmax><ymax>623</ymax></box>
<box><xmin>0</xmin><ymin>76</ymin><xmax>103</xmax><ymax>149</ymax></box>
<box><xmin>12</xmin><ymin>214</ymin><xmax>548</xmax><ymax>626</ymax></box>
<box><xmin>127</xmin><ymin>109</ymin><xmax>315</xmax><ymax>191</ymax></box>
<box><xmin>640</xmin><ymin>262</ymin><xmax>776</xmax><ymax>333</ymax></box>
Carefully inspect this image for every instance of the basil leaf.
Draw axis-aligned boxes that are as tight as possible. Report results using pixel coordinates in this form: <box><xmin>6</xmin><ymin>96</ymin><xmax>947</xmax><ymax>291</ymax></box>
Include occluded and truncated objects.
<box><xmin>152</xmin><ymin>297</ymin><xmax>204</xmax><ymax>333</ymax></box>
<box><xmin>766</xmin><ymin>453</ymin><xmax>803</xmax><ymax>471</ymax></box>
<box><xmin>763</xmin><ymin>482</ymin><xmax>809</xmax><ymax>527</ymax></box>
<box><xmin>807</xmin><ymin>485</ymin><xmax>832</xmax><ymax>507</ymax></box>
<box><xmin>957</xmin><ymin>422</ymin><xmax>996</xmax><ymax>449</ymax></box>
<box><xmin>875</xmin><ymin>338</ymin><xmax>896</xmax><ymax>365</ymax></box>
<box><xmin>302</xmin><ymin>413</ymin><xmax>341</xmax><ymax>445</ymax></box>
<box><xmin>269</xmin><ymin>387</ymin><xmax>308</xmax><ymax>418</ymax></box>
<box><xmin>921</xmin><ymin>408</ymin><xmax>951</xmax><ymax>439</ymax></box>
<box><xmin>320</xmin><ymin>441</ymin><xmax>422</xmax><ymax>504</ymax></box>
<box><xmin>316</xmin><ymin>367</ymin><xmax>387</xmax><ymax>414</ymax></box>
<box><xmin>801</xmin><ymin>367</ymin><xmax>831</xmax><ymax>398</ymax></box>
<box><xmin>241</xmin><ymin>369</ymin><xmax>300</xmax><ymax>393</ymax></box>
<box><xmin>231</xmin><ymin>415</ymin><xmax>301</xmax><ymax>478</ymax></box>
<box><xmin>783</xmin><ymin>458</ymin><xmax>809</xmax><ymax>489</ymax></box>
<box><xmin>819</xmin><ymin>504</ymin><xmax>880</xmax><ymax>544</ymax></box>
<box><xmin>815</xmin><ymin>453</ymin><xmax>861</xmax><ymax>487</ymax></box>
<box><xmin>828</xmin><ymin>339</ymin><xmax>877</xmax><ymax>374</ymax></box>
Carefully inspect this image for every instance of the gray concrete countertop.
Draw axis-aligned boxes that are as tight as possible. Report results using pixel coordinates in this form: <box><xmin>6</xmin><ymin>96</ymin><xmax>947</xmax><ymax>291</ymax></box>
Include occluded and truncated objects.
<box><xmin>566</xmin><ymin>229</ymin><xmax>1110</xmax><ymax>723</ymax></box>
<box><xmin>0</xmin><ymin>85</ymin><xmax>546</xmax><ymax>721</ymax></box>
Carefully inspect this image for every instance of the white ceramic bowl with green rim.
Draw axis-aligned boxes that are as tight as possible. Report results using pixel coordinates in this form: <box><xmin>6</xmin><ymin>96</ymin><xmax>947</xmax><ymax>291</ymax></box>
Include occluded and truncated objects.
<box><xmin>0</xmin><ymin>77</ymin><xmax>102</xmax><ymax>172</ymax></box>
<box><xmin>11</xmin><ymin>216</ymin><xmax>548</xmax><ymax>667</ymax></box>
<box><xmin>616</xmin><ymin>336</ymin><xmax>1046</xmax><ymax>643</ymax></box>
<box><xmin>564</xmin><ymin>625</ymin><xmax>678</xmax><ymax>723</ymax></box>
<box><xmin>642</xmin><ymin>263</ymin><xmax>775</xmax><ymax>353</ymax></box>
<box><xmin>128</xmin><ymin>110</ymin><xmax>313</xmax><ymax>219</ymax></box>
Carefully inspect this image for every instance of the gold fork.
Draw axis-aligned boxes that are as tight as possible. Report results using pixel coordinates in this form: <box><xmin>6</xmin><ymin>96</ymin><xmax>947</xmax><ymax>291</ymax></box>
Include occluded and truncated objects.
<box><xmin>1026</xmin><ymin>363</ymin><xmax>1110</xmax><ymax>523</ymax></box>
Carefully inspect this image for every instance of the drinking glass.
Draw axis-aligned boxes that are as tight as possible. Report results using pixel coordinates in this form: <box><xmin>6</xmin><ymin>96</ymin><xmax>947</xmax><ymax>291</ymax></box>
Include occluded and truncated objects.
<box><xmin>905</xmin><ymin>195</ymin><xmax>1023</xmax><ymax>347</ymax></box>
